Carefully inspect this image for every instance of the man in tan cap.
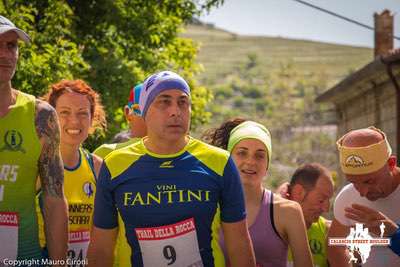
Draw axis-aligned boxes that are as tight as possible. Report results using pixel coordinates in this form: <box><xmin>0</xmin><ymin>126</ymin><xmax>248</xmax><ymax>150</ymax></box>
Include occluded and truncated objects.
<box><xmin>328</xmin><ymin>127</ymin><xmax>400</xmax><ymax>266</ymax></box>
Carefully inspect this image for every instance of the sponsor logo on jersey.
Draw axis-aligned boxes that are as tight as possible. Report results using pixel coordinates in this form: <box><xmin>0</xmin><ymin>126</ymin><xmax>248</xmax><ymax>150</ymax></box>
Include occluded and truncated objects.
<box><xmin>68</xmin><ymin>203</ymin><xmax>93</xmax><ymax>225</ymax></box>
<box><xmin>309</xmin><ymin>238</ymin><xmax>322</xmax><ymax>254</ymax></box>
<box><xmin>0</xmin><ymin>130</ymin><xmax>25</xmax><ymax>153</ymax></box>
<box><xmin>159</xmin><ymin>160</ymin><xmax>174</xmax><ymax>168</ymax></box>
<box><xmin>83</xmin><ymin>182</ymin><xmax>94</xmax><ymax>197</ymax></box>
<box><xmin>123</xmin><ymin>188</ymin><xmax>211</xmax><ymax>206</ymax></box>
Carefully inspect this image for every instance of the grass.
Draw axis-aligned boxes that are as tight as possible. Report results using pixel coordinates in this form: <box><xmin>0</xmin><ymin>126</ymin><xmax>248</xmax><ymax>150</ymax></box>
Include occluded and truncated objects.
<box><xmin>182</xmin><ymin>24</ymin><xmax>373</xmax><ymax>88</ymax></box>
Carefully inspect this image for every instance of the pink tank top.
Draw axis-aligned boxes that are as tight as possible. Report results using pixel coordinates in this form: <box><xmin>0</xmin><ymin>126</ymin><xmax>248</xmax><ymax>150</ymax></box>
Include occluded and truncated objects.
<box><xmin>219</xmin><ymin>189</ymin><xmax>288</xmax><ymax>267</ymax></box>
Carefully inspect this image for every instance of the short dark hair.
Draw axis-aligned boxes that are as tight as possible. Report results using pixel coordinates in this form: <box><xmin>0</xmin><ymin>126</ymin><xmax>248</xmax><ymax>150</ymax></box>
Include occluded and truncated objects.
<box><xmin>289</xmin><ymin>163</ymin><xmax>329</xmax><ymax>194</ymax></box>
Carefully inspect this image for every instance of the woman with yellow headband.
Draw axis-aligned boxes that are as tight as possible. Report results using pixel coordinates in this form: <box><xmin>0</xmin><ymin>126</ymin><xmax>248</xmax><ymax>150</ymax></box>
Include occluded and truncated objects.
<box><xmin>203</xmin><ymin>118</ymin><xmax>313</xmax><ymax>267</ymax></box>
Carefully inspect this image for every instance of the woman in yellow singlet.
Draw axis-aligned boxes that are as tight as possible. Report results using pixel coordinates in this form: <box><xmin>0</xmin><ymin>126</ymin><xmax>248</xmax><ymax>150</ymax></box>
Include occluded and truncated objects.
<box><xmin>37</xmin><ymin>79</ymin><xmax>106</xmax><ymax>266</ymax></box>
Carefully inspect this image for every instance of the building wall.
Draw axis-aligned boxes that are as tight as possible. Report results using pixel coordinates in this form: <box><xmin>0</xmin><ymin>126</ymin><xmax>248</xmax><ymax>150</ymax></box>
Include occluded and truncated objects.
<box><xmin>380</xmin><ymin>82</ymin><xmax>397</xmax><ymax>152</ymax></box>
<box><xmin>337</xmin><ymin>79</ymin><xmax>397</xmax><ymax>155</ymax></box>
<box><xmin>333</xmin><ymin>79</ymin><xmax>396</xmax><ymax>188</ymax></box>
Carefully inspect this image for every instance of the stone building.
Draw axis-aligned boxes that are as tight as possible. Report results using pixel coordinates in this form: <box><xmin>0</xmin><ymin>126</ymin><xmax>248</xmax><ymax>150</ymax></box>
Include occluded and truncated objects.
<box><xmin>316</xmin><ymin>10</ymin><xmax>400</xmax><ymax>163</ymax></box>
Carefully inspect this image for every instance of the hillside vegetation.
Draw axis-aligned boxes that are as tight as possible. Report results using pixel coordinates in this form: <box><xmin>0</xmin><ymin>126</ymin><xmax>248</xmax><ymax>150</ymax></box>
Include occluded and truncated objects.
<box><xmin>183</xmin><ymin>24</ymin><xmax>373</xmax><ymax>187</ymax></box>
<box><xmin>183</xmin><ymin>24</ymin><xmax>372</xmax><ymax>86</ymax></box>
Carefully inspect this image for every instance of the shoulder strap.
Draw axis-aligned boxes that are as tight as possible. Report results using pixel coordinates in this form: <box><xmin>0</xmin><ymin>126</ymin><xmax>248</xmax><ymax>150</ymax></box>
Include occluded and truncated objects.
<box><xmin>82</xmin><ymin>147</ymin><xmax>98</xmax><ymax>182</ymax></box>
<box><xmin>269</xmin><ymin>190</ymin><xmax>282</xmax><ymax>239</ymax></box>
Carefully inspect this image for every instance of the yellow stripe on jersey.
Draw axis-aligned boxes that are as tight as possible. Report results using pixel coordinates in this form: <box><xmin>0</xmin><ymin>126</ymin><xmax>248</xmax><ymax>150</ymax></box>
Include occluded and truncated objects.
<box><xmin>105</xmin><ymin>141</ymin><xmax>146</xmax><ymax>180</ymax></box>
<box><xmin>104</xmin><ymin>137</ymin><xmax>229</xmax><ymax>180</ymax></box>
<box><xmin>186</xmin><ymin>140</ymin><xmax>230</xmax><ymax>176</ymax></box>
<box><xmin>211</xmin><ymin>206</ymin><xmax>225</xmax><ymax>267</ymax></box>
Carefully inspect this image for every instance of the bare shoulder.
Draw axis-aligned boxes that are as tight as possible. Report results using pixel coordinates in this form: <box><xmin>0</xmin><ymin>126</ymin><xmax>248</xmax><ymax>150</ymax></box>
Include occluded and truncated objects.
<box><xmin>273</xmin><ymin>193</ymin><xmax>303</xmax><ymax>218</ymax></box>
<box><xmin>329</xmin><ymin>218</ymin><xmax>350</xmax><ymax>235</ymax></box>
<box><xmin>35</xmin><ymin>99</ymin><xmax>59</xmax><ymax>140</ymax></box>
<box><xmin>272</xmin><ymin>193</ymin><xmax>305</xmax><ymax>242</ymax></box>
<box><xmin>92</xmin><ymin>153</ymin><xmax>103</xmax><ymax>178</ymax></box>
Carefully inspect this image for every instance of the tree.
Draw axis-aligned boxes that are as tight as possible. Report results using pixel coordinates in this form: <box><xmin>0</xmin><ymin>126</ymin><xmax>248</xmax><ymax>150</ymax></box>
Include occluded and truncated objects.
<box><xmin>2</xmin><ymin>2</ymin><xmax>88</xmax><ymax>96</ymax></box>
<box><xmin>1</xmin><ymin>0</ymin><xmax>222</xmax><ymax>149</ymax></box>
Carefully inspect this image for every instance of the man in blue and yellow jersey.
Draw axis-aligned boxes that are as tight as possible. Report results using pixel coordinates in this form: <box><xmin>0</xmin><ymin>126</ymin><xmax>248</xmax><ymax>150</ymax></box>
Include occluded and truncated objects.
<box><xmin>0</xmin><ymin>15</ymin><xmax>68</xmax><ymax>265</ymax></box>
<box><xmin>88</xmin><ymin>71</ymin><xmax>256</xmax><ymax>267</ymax></box>
<box><xmin>93</xmin><ymin>84</ymin><xmax>147</xmax><ymax>267</ymax></box>
<box><xmin>279</xmin><ymin>163</ymin><xmax>334</xmax><ymax>267</ymax></box>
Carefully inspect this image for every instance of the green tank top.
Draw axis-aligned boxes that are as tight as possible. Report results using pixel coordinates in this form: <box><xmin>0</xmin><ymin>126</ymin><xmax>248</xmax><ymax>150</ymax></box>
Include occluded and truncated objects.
<box><xmin>0</xmin><ymin>91</ymin><xmax>42</xmax><ymax>261</ymax></box>
<box><xmin>287</xmin><ymin>216</ymin><xmax>329</xmax><ymax>267</ymax></box>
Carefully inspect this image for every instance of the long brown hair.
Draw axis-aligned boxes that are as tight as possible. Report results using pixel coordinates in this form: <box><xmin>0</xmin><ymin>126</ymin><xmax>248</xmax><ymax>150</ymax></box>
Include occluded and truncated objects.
<box><xmin>202</xmin><ymin>117</ymin><xmax>247</xmax><ymax>149</ymax></box>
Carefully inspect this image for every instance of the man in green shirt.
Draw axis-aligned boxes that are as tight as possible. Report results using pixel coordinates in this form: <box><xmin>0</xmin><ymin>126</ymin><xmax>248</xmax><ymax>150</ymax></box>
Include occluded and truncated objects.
<box><xmin>279</xmin><ymin>163</ymin><xmax>334</xmax><ymax>267</ymax></box>
<box><xmin>0</xmin><ymin>15</ymin><xmax>67</xmax><ymax>265</ymax></box>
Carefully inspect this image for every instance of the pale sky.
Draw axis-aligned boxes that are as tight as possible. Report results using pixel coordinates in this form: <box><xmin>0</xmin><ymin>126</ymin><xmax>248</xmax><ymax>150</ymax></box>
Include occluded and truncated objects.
<box><xmin>201</xmin><ymin>0</ymin><xmax>400</xmax><ymax>48</ymax></box>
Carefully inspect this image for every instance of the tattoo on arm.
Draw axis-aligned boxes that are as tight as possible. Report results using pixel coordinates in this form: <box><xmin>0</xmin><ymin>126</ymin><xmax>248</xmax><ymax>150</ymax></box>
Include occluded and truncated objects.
<box><xmin>35</xmin><ymin>100</ymin><xmax>64</xmax><ymax>198</ymax></box>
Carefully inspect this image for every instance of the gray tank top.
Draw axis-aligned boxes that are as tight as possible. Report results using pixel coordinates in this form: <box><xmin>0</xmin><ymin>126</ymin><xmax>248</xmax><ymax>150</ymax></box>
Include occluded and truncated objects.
<box><xmin>219</xmin><ymin>189</ymin><xmax>288</xmax><ymax>267</ymax></box>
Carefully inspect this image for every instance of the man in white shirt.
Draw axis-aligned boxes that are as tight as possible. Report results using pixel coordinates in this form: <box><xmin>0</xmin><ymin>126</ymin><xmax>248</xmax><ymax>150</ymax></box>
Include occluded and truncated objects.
<box><xmin>328</xmin><ymin>126</ymin><xmax>400</xmax><ymax>267</ymax></box>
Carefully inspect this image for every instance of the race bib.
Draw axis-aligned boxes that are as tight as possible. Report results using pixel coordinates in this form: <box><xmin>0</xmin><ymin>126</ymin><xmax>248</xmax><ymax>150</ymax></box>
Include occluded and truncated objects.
<box><xmin>67</xmin><ymin>230</ymin><xmax>90</xmax><ymax>267</ymax></box>
<box><xmin>0</xmin><ymin>212</ymin><xmax>18</xmax><ymax>261</ymax></box>
<box><xmin>135</xmin><ymin>218</ymin><xmax>203</xmax><ymax>267</ymax></box>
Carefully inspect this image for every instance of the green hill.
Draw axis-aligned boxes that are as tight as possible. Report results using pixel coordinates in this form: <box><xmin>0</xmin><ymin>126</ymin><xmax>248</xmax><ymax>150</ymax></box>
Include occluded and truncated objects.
<box><xmin>182</xmin><ymin>24</ymin><xmax>374</xmax><ymax>189</ymax></box>
<box><xmin>183</xmin><ymin>24</ymin><xmax>372</xmax><ymax>87</ymax></box>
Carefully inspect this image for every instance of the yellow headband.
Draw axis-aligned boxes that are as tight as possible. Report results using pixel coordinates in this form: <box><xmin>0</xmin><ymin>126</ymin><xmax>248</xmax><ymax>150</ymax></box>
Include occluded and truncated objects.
<box><xmin>336</xmin><ymin>127</ymin><xmax>392</xmax><ymax>175</ymax></box>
